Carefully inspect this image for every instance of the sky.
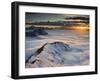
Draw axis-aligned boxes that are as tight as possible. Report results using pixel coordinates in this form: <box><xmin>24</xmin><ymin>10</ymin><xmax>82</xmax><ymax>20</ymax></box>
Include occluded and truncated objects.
<box><xmin>25</xmin><ymin>12</ymin><xmax>89</xmax><ymax>23</ymax></box>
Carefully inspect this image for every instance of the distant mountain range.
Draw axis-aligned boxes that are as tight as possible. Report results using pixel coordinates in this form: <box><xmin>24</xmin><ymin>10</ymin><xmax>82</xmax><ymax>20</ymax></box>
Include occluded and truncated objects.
<box><xmin>26</xmin><ymin>27</ymin><xmax>48</xmax><ymax>37</ymax></box>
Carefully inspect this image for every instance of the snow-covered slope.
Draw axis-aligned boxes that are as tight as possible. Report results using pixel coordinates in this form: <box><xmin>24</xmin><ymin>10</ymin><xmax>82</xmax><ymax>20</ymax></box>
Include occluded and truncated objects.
<box><xmin>26</xmin><ymin>42</ymin><xmax>89</xmax><ymax>68</ymax></box>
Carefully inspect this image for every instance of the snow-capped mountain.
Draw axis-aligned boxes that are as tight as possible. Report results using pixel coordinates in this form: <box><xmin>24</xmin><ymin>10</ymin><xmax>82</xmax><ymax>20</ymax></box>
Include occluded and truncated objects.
<box><xmin>26</xmin><ymin>42</ymin><xmax>89</xmax><ymax>68</ymax></box>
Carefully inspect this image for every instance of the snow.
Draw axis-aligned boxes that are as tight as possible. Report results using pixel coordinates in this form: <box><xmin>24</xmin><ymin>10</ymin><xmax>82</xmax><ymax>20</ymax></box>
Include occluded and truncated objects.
<box><xmin>25</xmin><ymin>29</ymin><xmax>89</xmax><ymax>68</ymax></box>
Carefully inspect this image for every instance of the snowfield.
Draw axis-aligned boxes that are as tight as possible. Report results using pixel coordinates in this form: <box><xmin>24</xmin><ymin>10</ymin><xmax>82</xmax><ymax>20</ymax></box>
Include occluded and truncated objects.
<box><xmin>25</xmin><ymin>29</ymin><xmax>89</xmax><ymax>68</ymax></box>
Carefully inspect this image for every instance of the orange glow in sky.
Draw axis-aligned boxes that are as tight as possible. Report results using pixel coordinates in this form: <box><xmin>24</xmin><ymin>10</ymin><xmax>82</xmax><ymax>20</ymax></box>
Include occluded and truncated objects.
<box><xmin>74</xmin><ymin>26</ymin><xmax>89</xmax><ymax>30</ymax></box>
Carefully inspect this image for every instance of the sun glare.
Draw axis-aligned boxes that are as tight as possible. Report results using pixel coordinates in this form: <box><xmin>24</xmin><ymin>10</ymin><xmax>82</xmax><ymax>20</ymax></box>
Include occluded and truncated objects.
<box><xmin>76</xmin><ymin>26</ymin><xmax>88</xmax><ymax>29</ymax></box>
<box><xmin>71</xmin><ymin>26</ymin><xmax>89</xmax><ymax>30</ymax></box>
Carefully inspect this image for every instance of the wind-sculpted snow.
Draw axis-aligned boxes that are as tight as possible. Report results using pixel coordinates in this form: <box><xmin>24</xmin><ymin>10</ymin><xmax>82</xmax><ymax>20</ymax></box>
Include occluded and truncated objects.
<box><xmin>25</xmin><ymin>42</ymin><xmax>89</xmax><ymax>68</ymax></box>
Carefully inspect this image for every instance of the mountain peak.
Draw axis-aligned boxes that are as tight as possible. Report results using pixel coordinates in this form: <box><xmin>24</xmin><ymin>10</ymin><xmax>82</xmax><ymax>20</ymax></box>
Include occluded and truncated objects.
<box><xmin>26</xmin><ymin>42</ymin><xmax>72</xmax><ymax>67</ymax></box>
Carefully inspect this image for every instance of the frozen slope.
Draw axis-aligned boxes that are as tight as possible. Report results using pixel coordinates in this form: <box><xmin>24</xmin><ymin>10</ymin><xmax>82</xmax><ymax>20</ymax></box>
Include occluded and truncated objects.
<box><xmin>26</xmin><ymin>42</ymin><xmax>89</xmax><ymax>68</ymax></box>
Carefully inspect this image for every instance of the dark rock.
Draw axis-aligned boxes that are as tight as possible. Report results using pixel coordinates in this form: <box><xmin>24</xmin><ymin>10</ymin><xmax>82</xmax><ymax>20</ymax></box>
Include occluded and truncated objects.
<box><xmin>26</xmin><ymin>31</ymin><xmax>37</xmax><ymax>37</ymax></box>
<box><xmin>26</xmin><ymin>27</ymin><xmax>48</xmax><ymax>37</ymax></box>
<box><xmin>37</xmin><ymin>43</ymin><xmax>47</xmax><ymax>54</ymax></box>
